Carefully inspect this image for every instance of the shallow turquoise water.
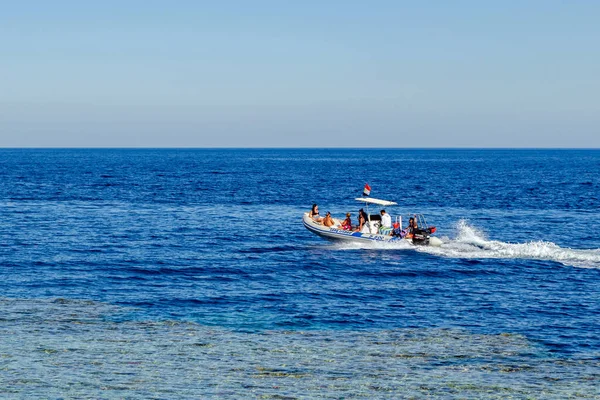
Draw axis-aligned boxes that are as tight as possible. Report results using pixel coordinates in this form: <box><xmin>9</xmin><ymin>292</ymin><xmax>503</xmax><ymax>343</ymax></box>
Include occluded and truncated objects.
<box><xmin>1</xmin><ymin>298</ymin><xmax>598</xmax><ymax>398</ymax></box>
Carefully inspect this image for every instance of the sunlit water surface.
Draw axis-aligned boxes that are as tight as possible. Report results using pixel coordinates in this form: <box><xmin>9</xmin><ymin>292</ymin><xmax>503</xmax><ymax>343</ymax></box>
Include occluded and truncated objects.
<box><xmin>1</xmin><ymin>149</ymin><xmax>599</xmax><ymax>398</ymax></box>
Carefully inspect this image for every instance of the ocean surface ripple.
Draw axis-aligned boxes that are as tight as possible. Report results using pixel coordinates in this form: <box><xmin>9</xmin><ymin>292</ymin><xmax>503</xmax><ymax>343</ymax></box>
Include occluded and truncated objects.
<box><xmin>1</xmin><ymin>149</ymin><xmax>599</xmax><ymax>398</ymax></box>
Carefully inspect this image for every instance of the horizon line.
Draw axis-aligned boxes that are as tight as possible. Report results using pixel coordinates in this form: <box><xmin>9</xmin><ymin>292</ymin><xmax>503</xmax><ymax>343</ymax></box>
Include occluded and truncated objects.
<box><xmin>1</xmin><ymin>147</ymin><xmax>599</xmax><ymax>151</ymax></box>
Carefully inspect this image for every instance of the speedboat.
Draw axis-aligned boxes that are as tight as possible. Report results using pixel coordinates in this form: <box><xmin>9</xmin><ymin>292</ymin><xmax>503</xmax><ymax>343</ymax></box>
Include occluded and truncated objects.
<box><xmin>303</xmin><ymin>197</ymin><xmax>443</xmax><ymax>247</ymax></box>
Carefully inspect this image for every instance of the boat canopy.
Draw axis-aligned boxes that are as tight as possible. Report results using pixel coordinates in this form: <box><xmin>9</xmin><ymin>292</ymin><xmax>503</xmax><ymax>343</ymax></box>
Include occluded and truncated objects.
<box><xmin>355</xmin><ymin>197</ymin><xmax>398</xmax><ymax>206</ymax></box>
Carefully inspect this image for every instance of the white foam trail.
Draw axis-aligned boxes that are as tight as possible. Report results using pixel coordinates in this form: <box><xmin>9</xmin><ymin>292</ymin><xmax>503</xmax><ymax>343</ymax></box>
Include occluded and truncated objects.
<box><xmin>329</xmin><ymin>220</ymin><xmax>600</xmax><ymax>269</ymax></box>
<box><xmin>330</xmin><ymin>240</ymin><xmax>414</xmax><ymax>251</ymax></box>
<box><xmin>419</xmin><ymin>220</ymin><xmax>600</xmax><ymax>269</ymax></box>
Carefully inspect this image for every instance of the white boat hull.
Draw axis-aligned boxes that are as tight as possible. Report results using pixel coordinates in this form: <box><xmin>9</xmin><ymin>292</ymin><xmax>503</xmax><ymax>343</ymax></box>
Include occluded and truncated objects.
<box><xmin>303</xmin><ymin>213</ymin><xmax>442</xmax><ymax>246</ymax></box>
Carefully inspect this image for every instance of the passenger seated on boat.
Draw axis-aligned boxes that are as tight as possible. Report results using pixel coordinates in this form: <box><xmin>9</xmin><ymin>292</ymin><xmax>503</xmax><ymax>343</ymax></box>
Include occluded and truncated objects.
<box><xmin>341</xmin><ymin>213</ymin><xmax>352</xmax><ymax>230</ymax></box>
<box><xmin>354</xmin><ymin>209</ymin><xmax>368</xmax><ymax>232</ymax></box>
<box><xmin>379</xmin><ymin>209</ymin><xmax>393</xmax><ymax>235</ymax></box>
<box><xmin>323</xmin><ymin>211</ymin><xmax>335</xmax><ymax>227</ymax></box>
<box><xmin>309</xmin><ymin>204</ymin><xmax>323</xmax><ymax>223</ymax></box>
<box><xmin>405</xmin><ymin>217</ymin><xmax>417</xmax><ymax>238</ymax></box>
<box><xmin>411</xmin><ymin>217</ymin><xmax>420</xmax><ymax>233</ymax></box>
<box><xmin>410</xmin><ymin>217</ymin><xmax>426</xmax><ymax>237</ymax></box>
<box><xmin>392</xmin><ymin>217</ymin><xmax>413</xmax><ymax>238</ymax></box>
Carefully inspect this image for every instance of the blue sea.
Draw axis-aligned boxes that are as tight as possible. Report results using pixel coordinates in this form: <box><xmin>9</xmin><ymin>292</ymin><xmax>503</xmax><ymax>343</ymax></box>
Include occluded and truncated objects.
<box><xmin>1</xmin><ymin>149</ymin><xmax>599</xmax><ymax>398</ymax></box>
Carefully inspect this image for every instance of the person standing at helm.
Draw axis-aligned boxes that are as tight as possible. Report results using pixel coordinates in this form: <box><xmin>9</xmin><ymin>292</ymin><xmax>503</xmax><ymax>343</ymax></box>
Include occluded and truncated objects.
<box><xmin>380</xmin><ymin>210</ymin><xmax>392</xmax><ymax>228</ymax></box>
<box><xmin>379</xmin><ymin>209</ymin><xmax>393</xmax><ymax>235</ymax></box>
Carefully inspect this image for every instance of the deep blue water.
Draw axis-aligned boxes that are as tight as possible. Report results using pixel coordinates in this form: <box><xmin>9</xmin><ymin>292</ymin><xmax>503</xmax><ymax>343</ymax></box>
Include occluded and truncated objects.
<box><xmin>2</xmin><ymin>148</ymin><xmax>599</xmax><ymax>359</ymax></box>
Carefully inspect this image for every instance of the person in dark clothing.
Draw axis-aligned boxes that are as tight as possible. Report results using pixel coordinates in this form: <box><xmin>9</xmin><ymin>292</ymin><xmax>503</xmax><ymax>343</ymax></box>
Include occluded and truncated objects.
<box><xmin>355</xmin><ymin>208</ymin><xmax>368</xmax><ymax>232</ymax></box>
<box><xmin>309</xmin><ymin>204</ymin><xmax>323</xmax><ymax>223</ymax></box>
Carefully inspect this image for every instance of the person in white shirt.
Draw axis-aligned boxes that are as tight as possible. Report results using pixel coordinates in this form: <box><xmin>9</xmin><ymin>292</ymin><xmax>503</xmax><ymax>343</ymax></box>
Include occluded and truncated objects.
<box><xmin>380</xmin><ymin>209</ymin><xmax>392</xmax><ymax>228</ymax></box>
<box><xmin>379</xmin><ymin>209</ymin><xmax>393</xmax><ymax>235</ymax></box>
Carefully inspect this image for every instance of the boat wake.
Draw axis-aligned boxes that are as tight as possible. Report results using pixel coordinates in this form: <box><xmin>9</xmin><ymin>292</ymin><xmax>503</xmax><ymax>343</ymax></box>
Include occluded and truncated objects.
<box><xmin>333</xmin><ymin>220</ymin><xmax>600</xmax><ymax>269</ymax></box>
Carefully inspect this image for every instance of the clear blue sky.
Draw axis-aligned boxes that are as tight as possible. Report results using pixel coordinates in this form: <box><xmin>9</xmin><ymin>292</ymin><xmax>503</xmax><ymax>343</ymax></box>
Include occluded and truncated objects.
<box><xmin>1</xmin><ymin>1</ymin><xmax>598</xmax><ymax>147</ymax></box>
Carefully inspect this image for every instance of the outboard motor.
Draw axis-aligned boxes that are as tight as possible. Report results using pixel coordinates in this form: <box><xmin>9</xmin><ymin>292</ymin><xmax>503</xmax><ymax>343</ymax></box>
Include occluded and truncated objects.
<box><xmin>411</xmin><ymin>229</ymin><xmax>429</xmax><ymax>245</ymax></box>
<box><xmin>411</xmin><ymin>226</ymin><xmax>436</xmax><ymax>246</ymax></box>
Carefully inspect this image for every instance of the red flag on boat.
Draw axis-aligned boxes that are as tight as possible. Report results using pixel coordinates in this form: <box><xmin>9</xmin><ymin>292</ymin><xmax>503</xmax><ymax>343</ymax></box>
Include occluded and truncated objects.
<box><xmin>363</xmin><ymin>183</ymin><xmax>371</xmax><ymax>196</ymax></box>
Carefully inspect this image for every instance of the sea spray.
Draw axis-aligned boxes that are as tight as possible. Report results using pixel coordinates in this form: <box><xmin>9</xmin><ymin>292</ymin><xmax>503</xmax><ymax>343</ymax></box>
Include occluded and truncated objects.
<box><xmin>330</xmin><ymin>219</ymin><xmax>600</xmax><ymax>268</ymax></box>
<box><xmin>420</xmin><ymin>220</ymin><xmax>600</xmax><ymax>269</ymax></box>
